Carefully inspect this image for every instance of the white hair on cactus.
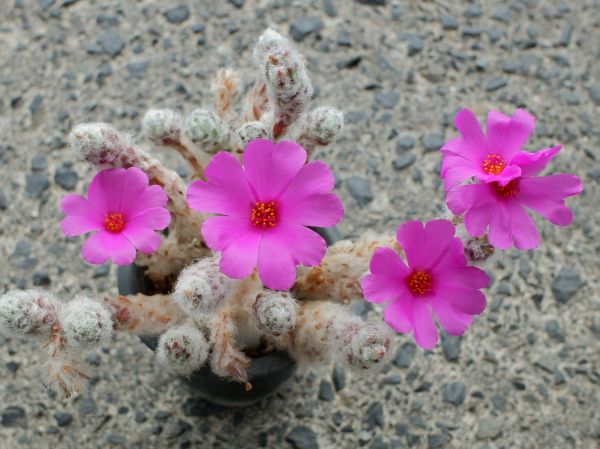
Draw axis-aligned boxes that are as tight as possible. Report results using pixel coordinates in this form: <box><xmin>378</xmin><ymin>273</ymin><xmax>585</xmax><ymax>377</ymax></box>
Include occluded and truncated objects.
<box><xmin>237</xmin><ymin>121</ymin><xmax>269</xmax><ymax>147</ymax></box>
<box><xmin>156</xmin><ymin>323</ymin><xmax>209</xmax><ymax>376</ymax></box>
<box><xmin>60</xmin><ymin>298</ymin><xmax>113</xmax><ymax>347</ymax></box>
<box><xmin>344</xmin><ymin>321</ymin><xmax>393</xmax><ymax>370</ymax></box>
<box><xmin>253</xmin><ymin>291</ymin><xmax>299</xmax><ymax>335</ymax></box>
<box><xmin>184</xmin><ymin>109</ymin><xmax>230</xmax><ymax>153</ymax></box>
<box><xmin>142</xmin><ymin>109</ymin><xmax>183</xmax><ymax>144</ymax></box>
<box><xmin>306</xmin><ymin>107</ymin><xmax>344</xmax><ymax>145</ymax></box>
<box><xmin>173</xmin><ymin>255</ymin><xmax>236</xmax><ymax>319</ymax></box>
<box><xmin>0</xmin><ymin>290</ymin><xmax>59</xmax><ymax>334</ymax></box>
<box><xmin>68</xmin><ymin>123</ymin><xmax>132</xmax><ymax>166</ymax></box>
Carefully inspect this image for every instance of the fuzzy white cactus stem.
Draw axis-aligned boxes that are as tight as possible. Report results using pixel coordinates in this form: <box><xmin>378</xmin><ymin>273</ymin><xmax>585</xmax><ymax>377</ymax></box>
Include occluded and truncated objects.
<box><xmin>0</xmin><ymin>289</ymin><xmax>59</xmax><ymax>334</ymax></box>
<box><xmin>291</xmin><ymin>301</ymin><xmax>392</xmax><ymax>369</ymax></box>
<box><xmin>237</xmin><ymin>121</ymin><xmax>270</xmax><ymax>147</ymax></box>
<box><xmin>294</xmin><ymin>233</ymin><xmax>397</xmax><ymax>304</ymax></box>
<box><xmin>254</xmin><ymin>28</ymin><xmax>313</xmax><ymax>139</ymax></box>
<box><xmin>298</xmin><ymin>106</ymin><xmax>344</xmax><ymax>155</ymax></box>
<box><xmin>156</xmin><ymin>323</ymin><xmax>209</xmax><ymax>376</ymax></box>
<box><xmin>69</xmin><ymin>123</ymin><xmax>202</xmax><ymax>243</ymax></box>
<box><xmin>253</xmin><ymin>291</ymin><xmax>298</xmax><ymax>336</ymax></box>
<box><xmin>209</xmin><ymin>307</ymin><xmax>251</xmax><ymax>384</ymax></box>
<box><xmin>213</xmin><ymin>68</ymin><xmax>239</xmax><ymax>119</ymax></box>
<box><xmin>244</xmin><ymin>82</ymin><xmax>269</xmax><ymax>123</ymax></box>
<box><xmin>142</xmin><ymin>109</ymin><xmax>206</xmax><ymax>180</ymax></box>
<box><xmin>185</xmin><ymin>109</ymin><xmax>231</xmax><ymax>155</ymax></box>
<box><xmin>60</xmin><ymin>298</ymin><xmax>112</xmax><ymax>347</ymax></box>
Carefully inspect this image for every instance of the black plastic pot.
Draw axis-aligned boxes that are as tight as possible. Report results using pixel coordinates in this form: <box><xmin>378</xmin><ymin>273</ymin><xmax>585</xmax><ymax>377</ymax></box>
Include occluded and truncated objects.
<box><xmin>116</xmin><ymin>226</ymin><xmax>341</xmax><ymax>407</ymax></box>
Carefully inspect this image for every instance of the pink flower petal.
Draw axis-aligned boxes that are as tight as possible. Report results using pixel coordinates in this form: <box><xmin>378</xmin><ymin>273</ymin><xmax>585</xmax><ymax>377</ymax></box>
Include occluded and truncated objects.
<box><xmin>201</xmin><ymin>216</ymin><xmax>253</xmax><ymax>251</ymax></box>
<box><xmin>279</xmin><ymin>193</ymin><xmax>344</xmax><ymax>227</ymax></box>
<box><xmin>435</xmin><ymin>285</ymin><xmax>487</xmax><ymax>315</ymax></box>
<box><xmin>127</xmin><ymin>207</ymin><xmax>171</xmax><ymax>230</ymax></box>
<box><xmin>510</xmin><ymin>145</ymin><xmax>561</xmax><ymax>177</ymax></box>
<box><xmin>519</xmin><ymin>174</ymin><xmax>582</xmax><ymax>226</ymax></box>
<box><xmin>430</xmin><ymin>299</ymin><xmax>473</xmax><ymax>336</ymax></box>
<box><xmin>506</xmin><ymin>201</ymin><xmax>540</xmax><ymax>250</ymax></box>
<box><xmin>437</xmin><ymin>266</ymin><xmax>490</xmax><ymax>290</ymax></box>
<box><xmin>122</xmin><ymin>226</ymin><xmax>162</xmax><ymax>254</ymax></box>
<box><xmin>188</xmin><ymin>152</ymin><xmax>254</xmax><ymax>216</ymax></box>
<box><xmin>276</xmin><ymin>224</ymin><xmax>327</xmax><ymax>267</ymax></box>
<box><xmin>455</xmin><ymin>108</ymin><xmax>487</xmax><ymax>151</ymax></box>
<box><xmin>362</xmin><ymin>273</ymin><xmax>407</xmax><ymax>304</ymax></box>
<box><xmin>257</xmin><ymin>233</ymin><xmax>297</xmax><ymax>290</ymax></box>
<box><xmin>60</xmin><ymin>194</ymin><xmax>103</xmax><ymax>236</ymax></box>
<box><xmin>463</xmin><ymin>201</ymin><xmax>495</xmax><ymax>237</ymax></box>
<box><xmin>369</xmin><ymin>247</ymin><xmax>409</xmax><ymax>278</ymax></box>
<box><xmin>244</xmin><ymin>139</ymin><xmax>307</xmax><ymax>200</ymax></box>
<box><xmin>445</xmin><ymin>183</ymin><xmax>492</xmax><ymax>215</ymax></box>
<box><xmin>383</xmin><ymin>299</ymin><xmax>413</xmax><ymax>333</ymax></box>
<box><xmin>88</xmin><ymin>168</ymin><xmax>128</xmax><ymax>214</ymax></box>
<box><xmin>219</xmin><ymin>231</ymin><xmax>262</xmax><ymax>279</ymax></box>
<box><xmin>128</xmin><ymin>185</ymin><xmax>168</xmax><ymax>216</ymax></box>
<box><xmin>118</xmin><ymin>167</ymin><xmax>154</xmax><ymax>213</ymax></box>
<box><xmin>486</xmin><ymin>109</ymin><xmax>535</xmax><ymax>159</ymax></box>
<box><xmin>477</xmin><ymin>164</ymin><xmax>522</xmax><ymax>186</ymax></box>
<box><xmin>279</xmin><ymin>161</ymin><xmax>336</xmax><ymax>199</ymax></box>
<box><xmin>440</xmin><ymin>137</ymin><xmax>481</xmax><ymax>160</ymax></box>
<box><xmin>422</xmin><ymin>219</ymin><xmax>458</xmax><ymax>269</ymax></box>
<box><xmin>81</xmin><ymin>231</ymin><xmax>136</xmax><ymax>265</ymax></box>
<box><xmin>487</xmin><ymin>202</ymin><xmax>514</xmax><ymax>249</ymax></box>
<box><xmin>441</xmin><ymin>154</ymin><xmax>482</xmax><ymax>191</ymax></box>
<box><xmin>411</xmin><ymin>301</ymin><xmax>439</xmax><ymax>349</ymax></box>
<box><xmin>396</xmin><ymin>221</ymin><xmax>427</xmax><ymax>268</ymax></box>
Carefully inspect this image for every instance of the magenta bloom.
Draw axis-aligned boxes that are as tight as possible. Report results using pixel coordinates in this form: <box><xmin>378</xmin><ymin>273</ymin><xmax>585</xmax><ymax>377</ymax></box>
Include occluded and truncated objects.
<box><xmin>441</xmin><ymin>109</ymin><xmax>584</xmax><ymax>250</ymax></box>
<box><xmin>361</xmin><ymin>220</ymin><xmax>489</xmax><ymax>349</ymax></box>
<box><xmin>61</xmin><ymin>168</ymin><xmax>171</xmax><ymax>265</ymax></box>
<box><xmin>187</xmin><ymin>139</ymin><xmax>344</xmax><ymax>290</ymax></box>
<box><xmin>440</xmin><ymin>108</ymin><xmax>537</xmax><ymax>190</ymax></box>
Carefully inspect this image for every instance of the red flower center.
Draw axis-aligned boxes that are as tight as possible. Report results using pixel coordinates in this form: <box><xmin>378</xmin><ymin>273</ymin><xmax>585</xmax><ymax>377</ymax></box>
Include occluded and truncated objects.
<box><xmin>493</xmin><ymin>179</ymin><xmax>520</xmax><ymax>197</ymax></box>
<box><xmin>407</xmin><ymin>271</ymin><xmax>433</xmax><ymax>296</ymax></box>
<box><xmin>482</xmin><ymin>154</ymin><xmax>505</xmax><ymax>175</ymax></box>
<box><xmin>251</xmin><ymin>201</ymin><xmax>278</xmax><ymax>228</ymax></box>
<box><xmin>104</xmin><ymin>212</ymin><xmax>126</xmax><ymax>233</ymax></box>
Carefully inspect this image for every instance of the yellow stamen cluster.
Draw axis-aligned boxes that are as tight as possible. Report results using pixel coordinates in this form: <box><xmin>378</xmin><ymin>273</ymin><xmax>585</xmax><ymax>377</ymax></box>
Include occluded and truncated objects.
<box><xmin>407</xmin><ymin>271</ymin><xmax>433</xmax><ymax>296</ymax></box>
<box><xmin>482</xmin><ymin>153</ymin><xmax>505</xmax><ymax>175</ymax></box>
<box><xmin>104</xmin><ymin>212</ymin><xmax>126</xmax><ymax>233</ymax></box>
<box><xmin>494</xmin><ymin>179</ymin><xmax>520</xmax><ymax>197</ymax></box>
<box><xmin>251</xmin><ymin>201</ymin><xmax>278</xmax><ymax>228</ymax></box>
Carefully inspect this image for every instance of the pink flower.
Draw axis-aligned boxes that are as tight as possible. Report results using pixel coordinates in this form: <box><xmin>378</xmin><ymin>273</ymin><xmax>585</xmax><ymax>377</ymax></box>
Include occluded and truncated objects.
<box><xmin>187</xmin><ymin>139</ymin><xmax>344</xmax><ymax>290</ymax></box>
<box><xmin>360</xmin><ymin>220</ymin><xmax>489</xmax><ymax>349</ymax></box>
<box><xmin>61</xmin><ymin>168</ymin><xmax>171</xmax><ymax>265</ymax></box>
<box><xmin>440</xmin><ymin>108</ymin><xmax>537</xmax><ymax>190</ymax></box>
<box><xmin>441</xmin><ymin>109</ymin><xmax>584</xmax><ymax>250</ymax></box>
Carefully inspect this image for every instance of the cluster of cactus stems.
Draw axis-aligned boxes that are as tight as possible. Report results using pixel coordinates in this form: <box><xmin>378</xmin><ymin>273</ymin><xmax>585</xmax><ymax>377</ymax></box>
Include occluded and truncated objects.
<box><xmin>0</xmin><ymin>29</ymin><xmax>500</xmax><ymax>398</ymax></box>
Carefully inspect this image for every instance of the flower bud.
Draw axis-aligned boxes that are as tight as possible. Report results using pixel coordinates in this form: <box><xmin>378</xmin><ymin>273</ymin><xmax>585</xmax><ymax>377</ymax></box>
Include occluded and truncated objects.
<box><xmin>142</xmin><ymin>109</ymin><xmax>182</xmax><ymax>144</ymax></box>
<box><xmin>237</xmin><ymin>121</ymin><xmax>269</xmax><ymax>147</ymax></box>
<box><xmin>0</xmin><ymin>290</ymin><xmax>59</xmax><ymax>334</ymax></box>
<box><xmin>345</xmin><ymin>322</ymin><xmax>393</xmax><ymax>369</ymax></box>
<box><xmin>464</xmin><ymin>235</ymin><xmax>495</xmax><ymax>264</ymax></box>
<box><xmin>156</xmin><ymin>324</ymin><xmax>209</xmax><ymax>376</ymax></box>
<box><xmin>305</xmin><ymin>107</ymin><xmax>344</xmax><ymax>146</ymax></box>
<box><xmin>253</xmin><ymin>291</ymin><xmax>298</xmax><ymax>335</ymax></box>
<box><xmin>184</xmin><ymin>109</ymin><xmax>230</xmax><ymax>153</ymax></box>
<box><xmin>69</xmin><ymin>123</ymin><xmax>131</xmax><ymax>166</ymax></box>
<box><xmin>60</xmin><ymin>298</ymin><xmax>112</xmax><ymax>347</ymax></box>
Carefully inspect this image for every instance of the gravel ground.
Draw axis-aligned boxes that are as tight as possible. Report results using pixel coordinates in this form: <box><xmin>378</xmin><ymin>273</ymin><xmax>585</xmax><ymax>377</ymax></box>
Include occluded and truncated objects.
<box><xmin>1</xmin><ymin>1</ymin><xmax>599</xmax><ymax>448</ymax></box>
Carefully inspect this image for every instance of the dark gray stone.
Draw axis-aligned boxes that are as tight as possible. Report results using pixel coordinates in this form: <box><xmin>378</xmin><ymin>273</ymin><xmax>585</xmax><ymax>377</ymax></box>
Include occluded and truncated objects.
<box><xmin>135</xmin><ymin>411</ymin><xmax>147</xmax><ymax>423</ymax></box>
<box><xmin>396</xmin><ymin>136</ymin><xmax>415</xmax><ymax>153</ymax></box>
<box><xmin>346</xmin><ymin>176</ymin><xmax>373</xmax><ymax>205</ymax></box>
<box><xmin>421</xmin><ymin>132</ymin><xmax>445</xmax><ymax>152</ymax></box>
<box><xmin>33</xmin><ymin>272</ymin><xmax>51</xmax><ymax>287</ymax></box>
<box><xmin>491</xmin><ymin>5</ymin><xmax>510</xmax><ymax>23</ymax></box>
<box><xmin>381</xmin><ymin>375</ymin><xmax>402</xmax><ymax>385</ymax></box>
<box><xmin>97</xmin><ymin>31</ymin><xmax>124</xmax><ymax>57</ymax></box>
<box><xmin>31</xmin><ymin>154</ymin><xmax>47</xmax><ymax>171</ymax></box>
<box><xmin>78</xmin><ymin>397</ymin><xmax>97</xmax><ymax>415</ymax></box>
<box><xmin>290</xmin><ymin>17</ymin><xmax>324</xmax><ymax>42</ymax></box>
<box><xmin>485</xmin><ymin>77</ymin><xmax>507</xmax><ymax>92</ymax></box>
<box><xmin>286</xmin><ymin>426</ymin><xmax>319</xmax><ymax>449</ymax></box>
<box><xmin>318</xmin><ymin>380</ymin><xmax>335</xmax><ymax>401</ymax></box>
<box><xmin>0</xmin><ymin>190</ymin><xmax>7</xmax><ymax>210</ymax></box>
<box><xmin>588</xmin><ymin>85</ymin><xmax>600</xmax><ymax>105</ymax></box>
<box><xmin>463</xmin><ymin>27</ymin><xmax>481</xmax><ymax>38</ymax></box>
<box><xmin>476</xmin><ymin>418</ymin><xmax>503</xmax><ymax>440</ymax></box>
<box><xmin>167</xmin><ymin>419</ymin><xmax>192</xmax><ymax>438</ymax></box>
<box><xmin>464</xmin><ymin>3</ymin><xmax>482</xmax><ymax>17</ymax></box>
<box><xmin>6</xmin><ymin>361</ymin><xmax>19</xmax><ymax>373</ymax></box>
<box><xmin>1</xmin><ymin>406</ymin><xmax>26</xmax><ymax>428</ymax></box>
<box><xmin>127</xmin><ymin>61</ymin><xmax>150</xmax><ymax>77</ymax></box>
<box><xmin>38</xmin><ymin>0</ymin><xmax>54</xmax><ymax>10</ymax></box>
<box><xmin>363</xmin><ymin>402</ymin><xmax>385</xmax><ymax>430</ymax></box>
<box><xmin>323</xmin><ymin>0</ymin><xmax>337</xmax><ymax>17</ymax></box>
<box><xmin>393</xmin><ymin>342</ymin><xmax>416</xmax><ymax>368</ymax></box>
<box><xmin>488</xmin><ymin>28</ymin><xmax>503</xmax><ymax>43</ymax></box>
<box><xmin>229</xmin><ymin>0</ymin><xmax>244</xmax><ymax>7</ymax></box>
<box><xmin>30</xmin><ymin>94</ymin><xmax>44</xmax><ymax>117</ymax></box>
<box><xmin>406</xmin><ymin>35</ymin><xmax>423</xmax><ymax>56</ymax></box>
<box><xmin>442</xmin><ymin>382</ymin><xmax>467</xmax><ymax>406</ymax></box>
<box><xmin>337</xmin><ymin>30</ymin><xmax>353</xmax><ymax>47</ymax></box>
<box><xmin>154</xmin><ymin>410</ymin><xmax>172</xmax><ymax>421</ymax></box>
<box><xmin>375</xmin><ymin>91</ymin><xmax>399</xmax><ymax>109</ymax></box>
<box><xmin>96</xmin><ymin>13</ymin><xmax>118</xmax><ymax>28</ymax></box>
<box><xmin>370</xmin><ymin>436</ymin><xmax>388</xmax><ymax>449</ymax></box>
<box><xmin>93</xmin><ymin>264</ymin><xmax>110</xmax><ymax>278</ymax></box>
<box><xmin>164</xmin><ymin>5</ymin><xmax>190</xmax><ymax>24</ymax></box>
<box><xmin>332</xmin><ymin>365</ymin><xmax>346</xmax><ymax>391</ymax></box>
<box><xmin>557</xmin><ymin>22</ymin><xmax>573</xmax><ymax>46</ymax></box>
<box><xmin>535</xmin><ymin>354</ymin><xmax>558</xmax><ymax>373</ymax></box>
<box><xmin>54</xmin><ymin>412</ymin><xmax>73</xmax><ymax>427</ymax></box>
<box><xmin>440</xmin><ymin>15</ymin><xmax>458</xmax><ymax>30</ymax></box>
<box><xmin>181</xmin><ymin>397</ymin><xmax>220</xmax><ymax>417</ymax></box>
<box><xmin>392</xmin><ymin>153</ymin><xmax>416</xmax><ymax>171</ymax></box>
<box><xmin>357</xmin><ymin>0</ymin><xmax>385</xmax><ymax>5</ymax></box>
<box><xmin>26</xmin><ymin>173</ymin><xmax>50</xmax><ymax>198</ymax></box>
<box><xmin>441</xmin><ymin>334</ymin><xmax>462</xmax><ymax>362</ymax></box>
<box><xmin>427</xmin><ymin>433</ymin><xmax>447</xmax><ymax>448</ymax></box>
<box><xmin>503</xmin><ymin>60</ymin><xmax>519</xmax><ymax>73</ymax></box>
<box><xmin>54</xmin><ymin>167</ymin><xmax>78</xmax><ymax>190</ymax></box>
<box><xmin>106</xmin><ymin>434</ymin><xmax>127</xmax><ymax>445</ymax></box>
<box><xmin>551</xmin><ymin>267</ymin><xmax>582</xmax><ymax>303</ymax></box>
<box><xmin>545</xmin><ymin>319</ymin><xmax>565</xmax><ymax>342</ymax></box>
<box><xmin>85</xmin><ymin>353</ymin><xmax>101</xmax><ymax>366</ymax></box>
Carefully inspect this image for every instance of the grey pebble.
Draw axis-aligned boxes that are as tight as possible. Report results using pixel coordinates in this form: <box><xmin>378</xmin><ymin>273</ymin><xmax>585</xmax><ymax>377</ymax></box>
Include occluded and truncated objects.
<box><xmin>229</xmin><ymin>0</ymin><xmax>244</xmax><ymax>7</ymax></box>
<box><xmin>396</xmin><ymin>136</ymin><xmax>415</xmax><ymax>154</ymax></box>
<box><xmin>96</xmin><ymin>13</ymin><xmax>118</xmax><ymax>28</ymax></box>
<box><xmin>1</xmin><ymin>406</ymin><xmax>26</xmax><ymax>428</ymax></box>
<box><xmin>134</xmin><ymin>411</ymin><xmax>147</xmax><ymax>423</ymax></box>
<box><xmin>332</xmin><ymin>365</ymin><xmax>346</xmax><ymax>391</ymax></box>
<box><xmin>5</xmin><ymin>361</ymin><xmax>19</xmax><ymax>373</ymax></box>
<box><xmin>97</xmin><ymin>31</ymin><xmax>124</xmax><ymax>57</ymax></box>
<box><xmin>290</xmin><ymin>17</ymin><xmax>323</xmax><ymax>42</ymax></box>
<box><xmin>363</xmin><ymin>401</ymin><xmax>385</xmax><ymax>430</ymax></box>
<box><xmin>588</xmin><ymin>85</ymin><xmax>600</xmax><ymax>105</ymax></box>
<box><xmin>346</xmin><ymin>176</ymin><xmax>373</xmax><ymax>205</ymax></box>
<box><xmin>551</xmin><ymin>267</ymin><xmax>582</xmax><ymax>303</ymax></box>
<box><xmin>31</xmin><ymin>154</ymin><xmax>47</xmax><ymax>171</ymax></box>
<box><xmin>54</xmin><ymin>412</ymin><xmax>73</xmax><ymax>427</ymax></box>
<box><xmin>181</xmin><ymin>397</ymin><xmax>220</xmax><ymax>417</ymax></box>
<box><xmin>381</xmin><ymin>374</ymin><xmax>402</xmax><ymax>385</ymax></box>
<box><xmin>323</xmin><ymin>0</ymin><xmax>337</xmax><ymax>17</ymax></box>
<box><xmin>54</xmin><ymin>166</ymin><xmax>79</xmax><ymax>190</ymax></box>
<box><xmin>535</xmin><ymin>354</ymin><xmax>558</xmax><ymax>373</ymax></box>
<box><xmin>30</xmin><ymin>94</ymin><xmax>44</xmax><ymax>117</ymax></box>
<box><xmin>557</xmin><ymin>22</ymin><xmax>573</xmax><ymax>47</ymax></box>
<box><xmin>545</xmin><ymin>319</ymin><xmax>565</xmax><ymax>342</ymax></box>
<box><xmin>369</xmin><ymin>436</ymin><xmax>388</xmax><ymax>449</ymax></box>
<box><xmin>464</xmin><ymin>3</ymin><xmax>482</xmax><ymax>17</ymax></box>
<box><xmin>0</xmin><ymin>190</ymin><xmax>7</xmax><ymax>210</ymax></box>
<box><xmin>406</xmin><ymin>35</ymin><xmax>423</xmax><ymax>56</ymax></box>
<box><xmin>491</xmin><ymin>6</ymin><xmax>511</xmax><ymax>23</ymax></box>
<box><xmin>392</xmin><ymin>153</ymin><xmax>416</xmax><ymax>170</ymax></box>
<box><xmin>503</xmin><ymin>60</ymin><xmax>519</xmax><ymax>74</ymax></box>
<box><xmin>476</xmin><ymin>418</ymin><xmax>503</xmax><ymax>440</ymax></box>
<box><xmin>375</xmin><ymin>91</ymin><xmax>399</xmax><ymax>109</ymax></box>
<box><xmin>440</xmin><ymin>15</ymin><xmax>459</xmax><ymax>30</ymax></box>
<box><xmin>106</xmin><ymin>434</ymin><xmax>127</xmax><ymax>445</ymax></box>
<box><xmin>463</xmin><ymin>27</ymin><xmax>481</xmax><ymax>38</ymax></box>
<box><xmin>286</xmin><ymin>425</ymin><xmax>319</xmax><ymax>449</ymax></box>
<box><xmin>167</xmin><ymin>419</ymin><xmax>192</xmax><ymax>438</ymax></box>
<box><xmin>427</xmin><ymin>433</ymin><xmax>447</xmax><ymax>448</ymax></box>
<box><xmin>163</xmin><ymin>5</ymin><xmax>190</xmax><ymax>24</ymax></box>
<box><xmin>78</xmin><ymin>397</ymin><xmax>97</xmax><ymax>415</ymax></box>
<box><xmin>127</xmin><ymin>61</ymin><xmax>150</xmax><ymax>77</ymax></box>
<box><xmin>442</xmin><ymin>382</ymin><xmax>467</xmax><ymax>406</ymax></box>
<box><xmin>441</xmin><ymin>334</ymin><xmax>462</xmax><ymax>362</ymax></box>
<box><xmin>318</xmin><ymin>380</ymin><xmax>335</xmax><ymax>401</ymax></box>
<box><xmin>485</xmin><ymin>77</ymin><xmax>507</xmax><ymax>92</ymax></box>
<box><xmin>357</xmin><ymin>0</ymin><xmax>386</xmax><ymax>5</ymax></box>
<box><xmin>26</xmin><ymin>173</ymin><xmax>50</xmax><ymax>198</ymax></box>
<box><xmin>393</xmin><ymin>342</ymin><xmax>416</xmax><ymax>368</ymax></box>
<box><xmin>421</xmin><ymin>132</ymin><xmax>445</xmax><ymax>153</ymax></box>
